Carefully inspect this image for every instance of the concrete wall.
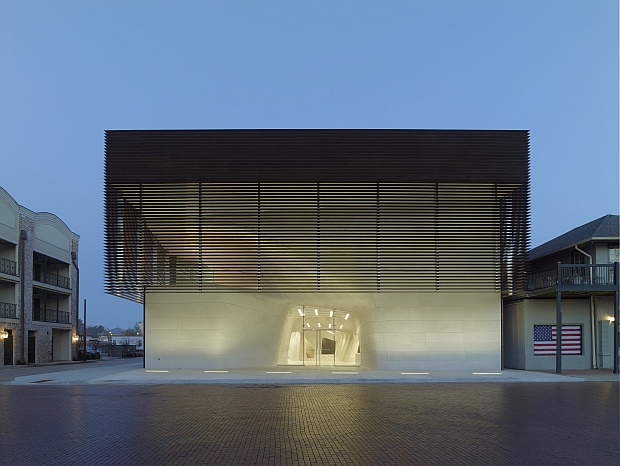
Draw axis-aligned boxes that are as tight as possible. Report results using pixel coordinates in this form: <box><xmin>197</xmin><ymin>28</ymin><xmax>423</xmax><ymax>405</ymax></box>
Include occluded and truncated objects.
<box><xmin>146</xmin><ymin>293</ymin><xmax>289</xmax><ymax>370</ymax></box>
<box><xmin>503</xmin><ymin>301</ymin><xmax>526</xmax><ymax>369</ymax></box>
<box><xmin>0</xmin><ymin>186</ymin><xmax>19</xmax><ymax>244</ymax></box>
<box><xmin>594</xmin><ymin>296</ymin><xmax>616</xmax><ymax>368</ymax></box>
<box><xmin>33</xmin><ymin>213</ymin><xmax>74</xmax><ymax>263</ymax></box>
<box><xmin>504</xmin><ymin>296</ymin><xmax>618</xmax><ymax>370</ymax></box>
<box><xmin>521</xmin><ymin>299</ymin><xmax>592</xmax><ymax>370</ymax></box>
<box><xmin>145</xmin><ymin>291</ymin><xmax>502</xmax><ymax>371</ymax></box>
<box><xmin>52</xmin><ymin>328</ymin><xmax>71</xmax><ymax>361</ymax></box>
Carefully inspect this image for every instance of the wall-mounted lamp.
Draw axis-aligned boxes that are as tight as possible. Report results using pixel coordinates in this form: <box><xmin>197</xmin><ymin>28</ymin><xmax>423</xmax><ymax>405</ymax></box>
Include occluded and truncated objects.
<box><xmin>1</xmin><ymin>329</ymin><xmax>8</xmax><ymax>339</ymax></box>
<box><xmin>73</xmin><ymin>334</ymin><xmax>80</xmax><ymax>342</ymax></box>
<box><xmin>609</xmin><ymin>316</ymin><xmax>616</xmax><ymax>323</ymax></box>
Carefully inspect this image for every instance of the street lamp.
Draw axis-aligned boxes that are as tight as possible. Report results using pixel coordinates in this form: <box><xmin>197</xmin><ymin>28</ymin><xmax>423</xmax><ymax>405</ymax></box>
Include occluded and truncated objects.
<box><xmin>71</xmin><ymin>251</ymin><xmax>86</xmax><ymax>362</ymax></box>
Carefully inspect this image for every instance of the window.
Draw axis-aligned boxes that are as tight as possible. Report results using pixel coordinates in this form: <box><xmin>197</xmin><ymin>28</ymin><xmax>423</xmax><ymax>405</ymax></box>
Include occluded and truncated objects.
<box><xmin>609</xmin><ymin>247</ymin><xmax>620</xmax><ymax>264</ymax></box>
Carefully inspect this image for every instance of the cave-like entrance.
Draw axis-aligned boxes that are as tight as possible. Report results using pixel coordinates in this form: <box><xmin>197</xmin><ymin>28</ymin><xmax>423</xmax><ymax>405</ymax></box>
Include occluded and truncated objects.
<box><xmin>279</xmin><ymin>306</ymin><xmax>360</xmax><ymax>366</ymax></box>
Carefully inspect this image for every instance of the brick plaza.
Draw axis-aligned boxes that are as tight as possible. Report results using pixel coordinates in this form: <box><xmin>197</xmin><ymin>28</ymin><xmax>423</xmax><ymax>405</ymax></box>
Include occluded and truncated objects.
<box><xmin>1</xmin><ymin>382</ymin><xmax>617</xmax><ymax>465</ymax></box>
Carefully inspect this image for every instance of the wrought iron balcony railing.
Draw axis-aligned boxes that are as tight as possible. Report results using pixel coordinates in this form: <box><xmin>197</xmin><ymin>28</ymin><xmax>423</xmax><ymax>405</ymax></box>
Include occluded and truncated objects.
<box><xmin>0</xmin><ymin>302</ymin><xmax>17</xmax><ymax>319</ymax></box>
<box><xmin>34</xmin><ymin>271</ymin><xmax>71</xmax><ymax>290</ymax></box>
<box><xmin>33</xmin><ymin>308</ymin><xmax>70</xmax><ymax>324</ymax></box>
<box><xmin>527</xmin><ymin>263</ymin><xmax>618</xmax><ymax>292</ymax></box>
<box><xmin>0</xmin><ymin>257</ymin><xmax>18</xmax><ymax>276</ymax></box>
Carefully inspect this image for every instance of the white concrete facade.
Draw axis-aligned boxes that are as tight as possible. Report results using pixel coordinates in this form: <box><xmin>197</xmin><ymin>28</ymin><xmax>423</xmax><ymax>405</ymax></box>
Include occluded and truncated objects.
<box><xmin>145</xmin><ymin>291</ymin><xmax>501</xmax><ymax>371</ymax></box>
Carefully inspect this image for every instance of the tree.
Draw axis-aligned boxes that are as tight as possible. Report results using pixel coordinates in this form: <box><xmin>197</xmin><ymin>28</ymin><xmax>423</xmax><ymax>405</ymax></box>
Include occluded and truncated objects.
<box><xmin>87</xmin><ymin>324</ymin><xmax>107</xmax><ymax>336</ymax></box>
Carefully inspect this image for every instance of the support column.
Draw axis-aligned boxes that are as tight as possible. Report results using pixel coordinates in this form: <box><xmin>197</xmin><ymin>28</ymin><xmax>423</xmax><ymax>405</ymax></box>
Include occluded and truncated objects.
<box><xmin>613</xmin><ymin>262</ymin><xmax>619</xmax><ymax>374</ymax></box>
<box><xmin>556</xmin><ymin>262</ymin><xmax>562</xmax><ymax>374</ymax></box>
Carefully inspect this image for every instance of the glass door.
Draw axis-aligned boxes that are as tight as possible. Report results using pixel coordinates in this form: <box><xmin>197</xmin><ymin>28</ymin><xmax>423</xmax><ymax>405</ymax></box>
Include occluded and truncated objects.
<box><xmin>303</xmin><ymin>329</ymin><xmax>337</xmax><ymax>366</ymax></box>
<box><xmin>279</xmin><ymin>306</ymin><xmax>360</xmax><ymax>367</ymax></box>
<box><xmin>303</xmin><ymin>329</ymin><xmax>317</xmax><ymax>365</ymax></box>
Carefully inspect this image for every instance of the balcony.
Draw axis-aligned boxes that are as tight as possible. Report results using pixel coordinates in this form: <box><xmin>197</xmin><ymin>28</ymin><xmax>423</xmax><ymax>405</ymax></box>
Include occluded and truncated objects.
<box><xmin>0</xmin><ymin>302</ymin><xmax>17</xmax><ymax>319</ymax></box>
<box><xmin>0</xmin><ymin>258</ymin><xmax>18</xmax><ymax>276</ymax></box>
<box><xmin>527</xmin><ymin>264</ymin><xmax>618</xmax><ymax>292</ymax></box>
<box><xmin>33</xmin><ymin>308</ymin><xmax>70</xmax><ymax>324</ymax></box>
<box><xmin>34</xmin><ymin>271</ymin><xmax>71</xmax><ymax>290</ymax></box>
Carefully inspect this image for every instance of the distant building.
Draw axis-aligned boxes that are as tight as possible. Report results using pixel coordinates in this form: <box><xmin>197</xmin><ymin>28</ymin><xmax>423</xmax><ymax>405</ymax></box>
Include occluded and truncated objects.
<box><xmin>104</xmin><ymin>129</ymin><xmax>530</xmax><ymax>371</ymax></box>
<box><xmin>96</xmin><ymin>328</ymin><xmax>143</xmax><ymax>349</ymax></box>
<box><xmin>504</xmin><ymin>215</ymin><xmax>619</xmax><ymax>370</ymax></box>
<box><xmin>0</xmin><ymin>186</ymin><xmax>80</xmax><ymax>364</ymax></box>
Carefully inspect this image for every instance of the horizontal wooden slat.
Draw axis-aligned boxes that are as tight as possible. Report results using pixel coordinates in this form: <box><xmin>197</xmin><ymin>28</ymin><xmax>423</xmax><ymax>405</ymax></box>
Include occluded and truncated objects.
<box><xmin>104</xmin><ymin>130</ymin><xmax>530</xmax><ymax>302</ymax></box>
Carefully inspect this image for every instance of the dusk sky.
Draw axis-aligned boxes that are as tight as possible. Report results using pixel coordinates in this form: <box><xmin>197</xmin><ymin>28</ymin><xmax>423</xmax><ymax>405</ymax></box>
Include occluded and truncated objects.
<box><xmin>1</xmin><ymin>1</ymin><xmax>617</xmax><ymax>330</ymax></box>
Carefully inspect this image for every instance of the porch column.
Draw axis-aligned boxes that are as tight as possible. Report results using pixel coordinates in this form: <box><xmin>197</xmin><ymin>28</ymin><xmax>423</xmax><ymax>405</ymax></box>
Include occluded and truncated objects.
<box><xmin>556</xmin><ymin>262</ymin><xmax>562</xmax><ymax>374</ymax></box>
<box><xmin>614</xmin><ymin>262</ymin><xmax>619</xmax><ymax>374</ymax></box>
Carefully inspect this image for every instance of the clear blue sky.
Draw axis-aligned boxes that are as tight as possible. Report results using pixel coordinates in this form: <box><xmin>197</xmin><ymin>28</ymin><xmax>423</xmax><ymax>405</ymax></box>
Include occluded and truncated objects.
<box><xmin>1</xmin><ymin>1</ymin><xmax>617</xmax><ymax>329</ymax></box>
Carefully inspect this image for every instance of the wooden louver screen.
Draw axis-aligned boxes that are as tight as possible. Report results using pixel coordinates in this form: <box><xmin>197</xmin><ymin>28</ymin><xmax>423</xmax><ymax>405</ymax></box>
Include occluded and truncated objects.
<box><xmin>104</xmin><ymin>130</ymin><xmax>530</xmax><ymax>302</ymax></box>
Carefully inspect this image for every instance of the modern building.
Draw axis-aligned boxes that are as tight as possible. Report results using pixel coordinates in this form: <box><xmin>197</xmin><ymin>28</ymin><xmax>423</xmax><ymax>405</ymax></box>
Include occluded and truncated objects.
<box><xmin>0</xmin><ymin>186</ymin><xmax>80</xmax><ymax>365</ymax></box>
<box><xmin>104</xmin><ymin>129</ymin><xmax>530</xmax><ymax>371</ymax></box>
<box><xmin>504</xmin><ymin>214</ymin><xmax>619</xmax><ymax>371</ymax></box>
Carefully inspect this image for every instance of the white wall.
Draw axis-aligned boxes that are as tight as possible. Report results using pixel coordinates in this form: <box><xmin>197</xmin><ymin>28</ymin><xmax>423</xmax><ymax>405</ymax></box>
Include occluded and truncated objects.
<box><xmin>146</xmin><ymin>292</ymin><xmax>289</xmax><ymax>370</ymax></box>
<box><xmin>145</xmin><ymin>291</ymin><xmax>502</xmax><ymax>371</ymax></box>
<box><xmin>360</xmin><ymin>292</ymin><xmax>501</xmax><ymax>371</ymax></box>
<box><xmin>0</xmin><ymin>186</ymin><xmax>19</xmax><ymax>244</ymax></box>
<box><xmin>52</xmin><ymin>328</ymin><xmax>71</xmax><ymax>361</ymax></box>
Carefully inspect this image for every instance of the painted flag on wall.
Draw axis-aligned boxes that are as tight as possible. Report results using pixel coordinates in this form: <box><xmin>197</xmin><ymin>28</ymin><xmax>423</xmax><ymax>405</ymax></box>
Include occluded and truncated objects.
<box><xmin>533</xmin><ymin>325</ymin><xmax>582</xmax><ymax>356</ymax></box>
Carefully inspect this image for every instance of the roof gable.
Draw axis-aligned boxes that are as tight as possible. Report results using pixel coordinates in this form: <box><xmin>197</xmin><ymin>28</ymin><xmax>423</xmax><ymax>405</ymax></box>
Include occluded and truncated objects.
<box><xmin>529</xmin><ymin>214</ymin><xmax>619</xmax><ymax>261</ymax></box>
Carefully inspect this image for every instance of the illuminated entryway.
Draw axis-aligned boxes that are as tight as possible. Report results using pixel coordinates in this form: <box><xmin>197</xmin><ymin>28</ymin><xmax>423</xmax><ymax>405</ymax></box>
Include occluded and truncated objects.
<box><xmin>278</xmin><ymin>306</ymin><xmax>360</xmax><ymax>366</ymax></box>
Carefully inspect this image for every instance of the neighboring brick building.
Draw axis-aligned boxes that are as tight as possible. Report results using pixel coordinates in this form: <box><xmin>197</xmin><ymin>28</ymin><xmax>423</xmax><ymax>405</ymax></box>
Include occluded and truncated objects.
<box><xmin>0</xmin><ymin>186</ymin><xmax>80</xmax><ymax>365</ymax></box>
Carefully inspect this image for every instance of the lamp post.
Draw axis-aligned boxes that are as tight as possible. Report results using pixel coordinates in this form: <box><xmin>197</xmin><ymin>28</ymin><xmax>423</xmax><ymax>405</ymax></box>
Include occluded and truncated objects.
<box><xmin>71</xmin><ymin>252</ymin><xmax>81</xmax><ymax>361</ymax></box>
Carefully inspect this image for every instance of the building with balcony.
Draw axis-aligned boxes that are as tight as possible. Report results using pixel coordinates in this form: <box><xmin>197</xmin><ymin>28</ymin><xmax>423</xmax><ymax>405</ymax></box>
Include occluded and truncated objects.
<box><xmin>0</xmin><ymin>186</ymin><xmax>79</xmax><ymax>365</ymax></box>
<box><xmin>104</xmin><ymin>129</ymin><xmax>530</xmax><ymax>371</ymax></box>
<box><xmin>504</xmin><ymin>214</ymin><xmax>619</xmax><ymax>371</ymax></box>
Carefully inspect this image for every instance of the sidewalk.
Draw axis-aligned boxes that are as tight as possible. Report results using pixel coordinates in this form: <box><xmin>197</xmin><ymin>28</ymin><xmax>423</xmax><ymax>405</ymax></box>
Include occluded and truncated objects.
<box><xmin>3</xmin><ymin>359</ymin><xmax>618</xmax><ymax>385</ymax></box>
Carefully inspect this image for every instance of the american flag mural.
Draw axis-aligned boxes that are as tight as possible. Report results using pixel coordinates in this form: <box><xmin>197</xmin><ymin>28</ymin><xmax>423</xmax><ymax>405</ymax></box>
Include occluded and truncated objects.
<box><xmin>533</xmin><ymin>325</ymin><xmax>582</xmax><ymax>356</ymax></box>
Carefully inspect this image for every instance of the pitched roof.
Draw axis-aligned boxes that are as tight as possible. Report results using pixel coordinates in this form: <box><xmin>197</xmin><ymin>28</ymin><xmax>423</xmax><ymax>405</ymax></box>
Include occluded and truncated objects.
<box><xmin>529</xmin><ymin>214</ymin><xmax>619</xmax><ymax>261</ymax></box>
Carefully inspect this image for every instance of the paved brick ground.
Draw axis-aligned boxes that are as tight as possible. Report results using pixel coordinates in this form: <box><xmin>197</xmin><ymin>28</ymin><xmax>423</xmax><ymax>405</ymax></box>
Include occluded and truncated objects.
<box><xmin>0</xmin><ymin>383</ymin><xmax>617</xmax><ymax>465</ymax></box>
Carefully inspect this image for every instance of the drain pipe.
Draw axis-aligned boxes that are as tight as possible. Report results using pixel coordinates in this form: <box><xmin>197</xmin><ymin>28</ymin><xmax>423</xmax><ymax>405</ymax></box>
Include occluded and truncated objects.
<box><xmin>574</xmin><ymin>245</ymin><xmax>596</xmax><ymax>369</ymax></box>
<box><xmin>19</xmin><ymin>230</ymin><xmax>27</xmax><ymax>364</ymax></box>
